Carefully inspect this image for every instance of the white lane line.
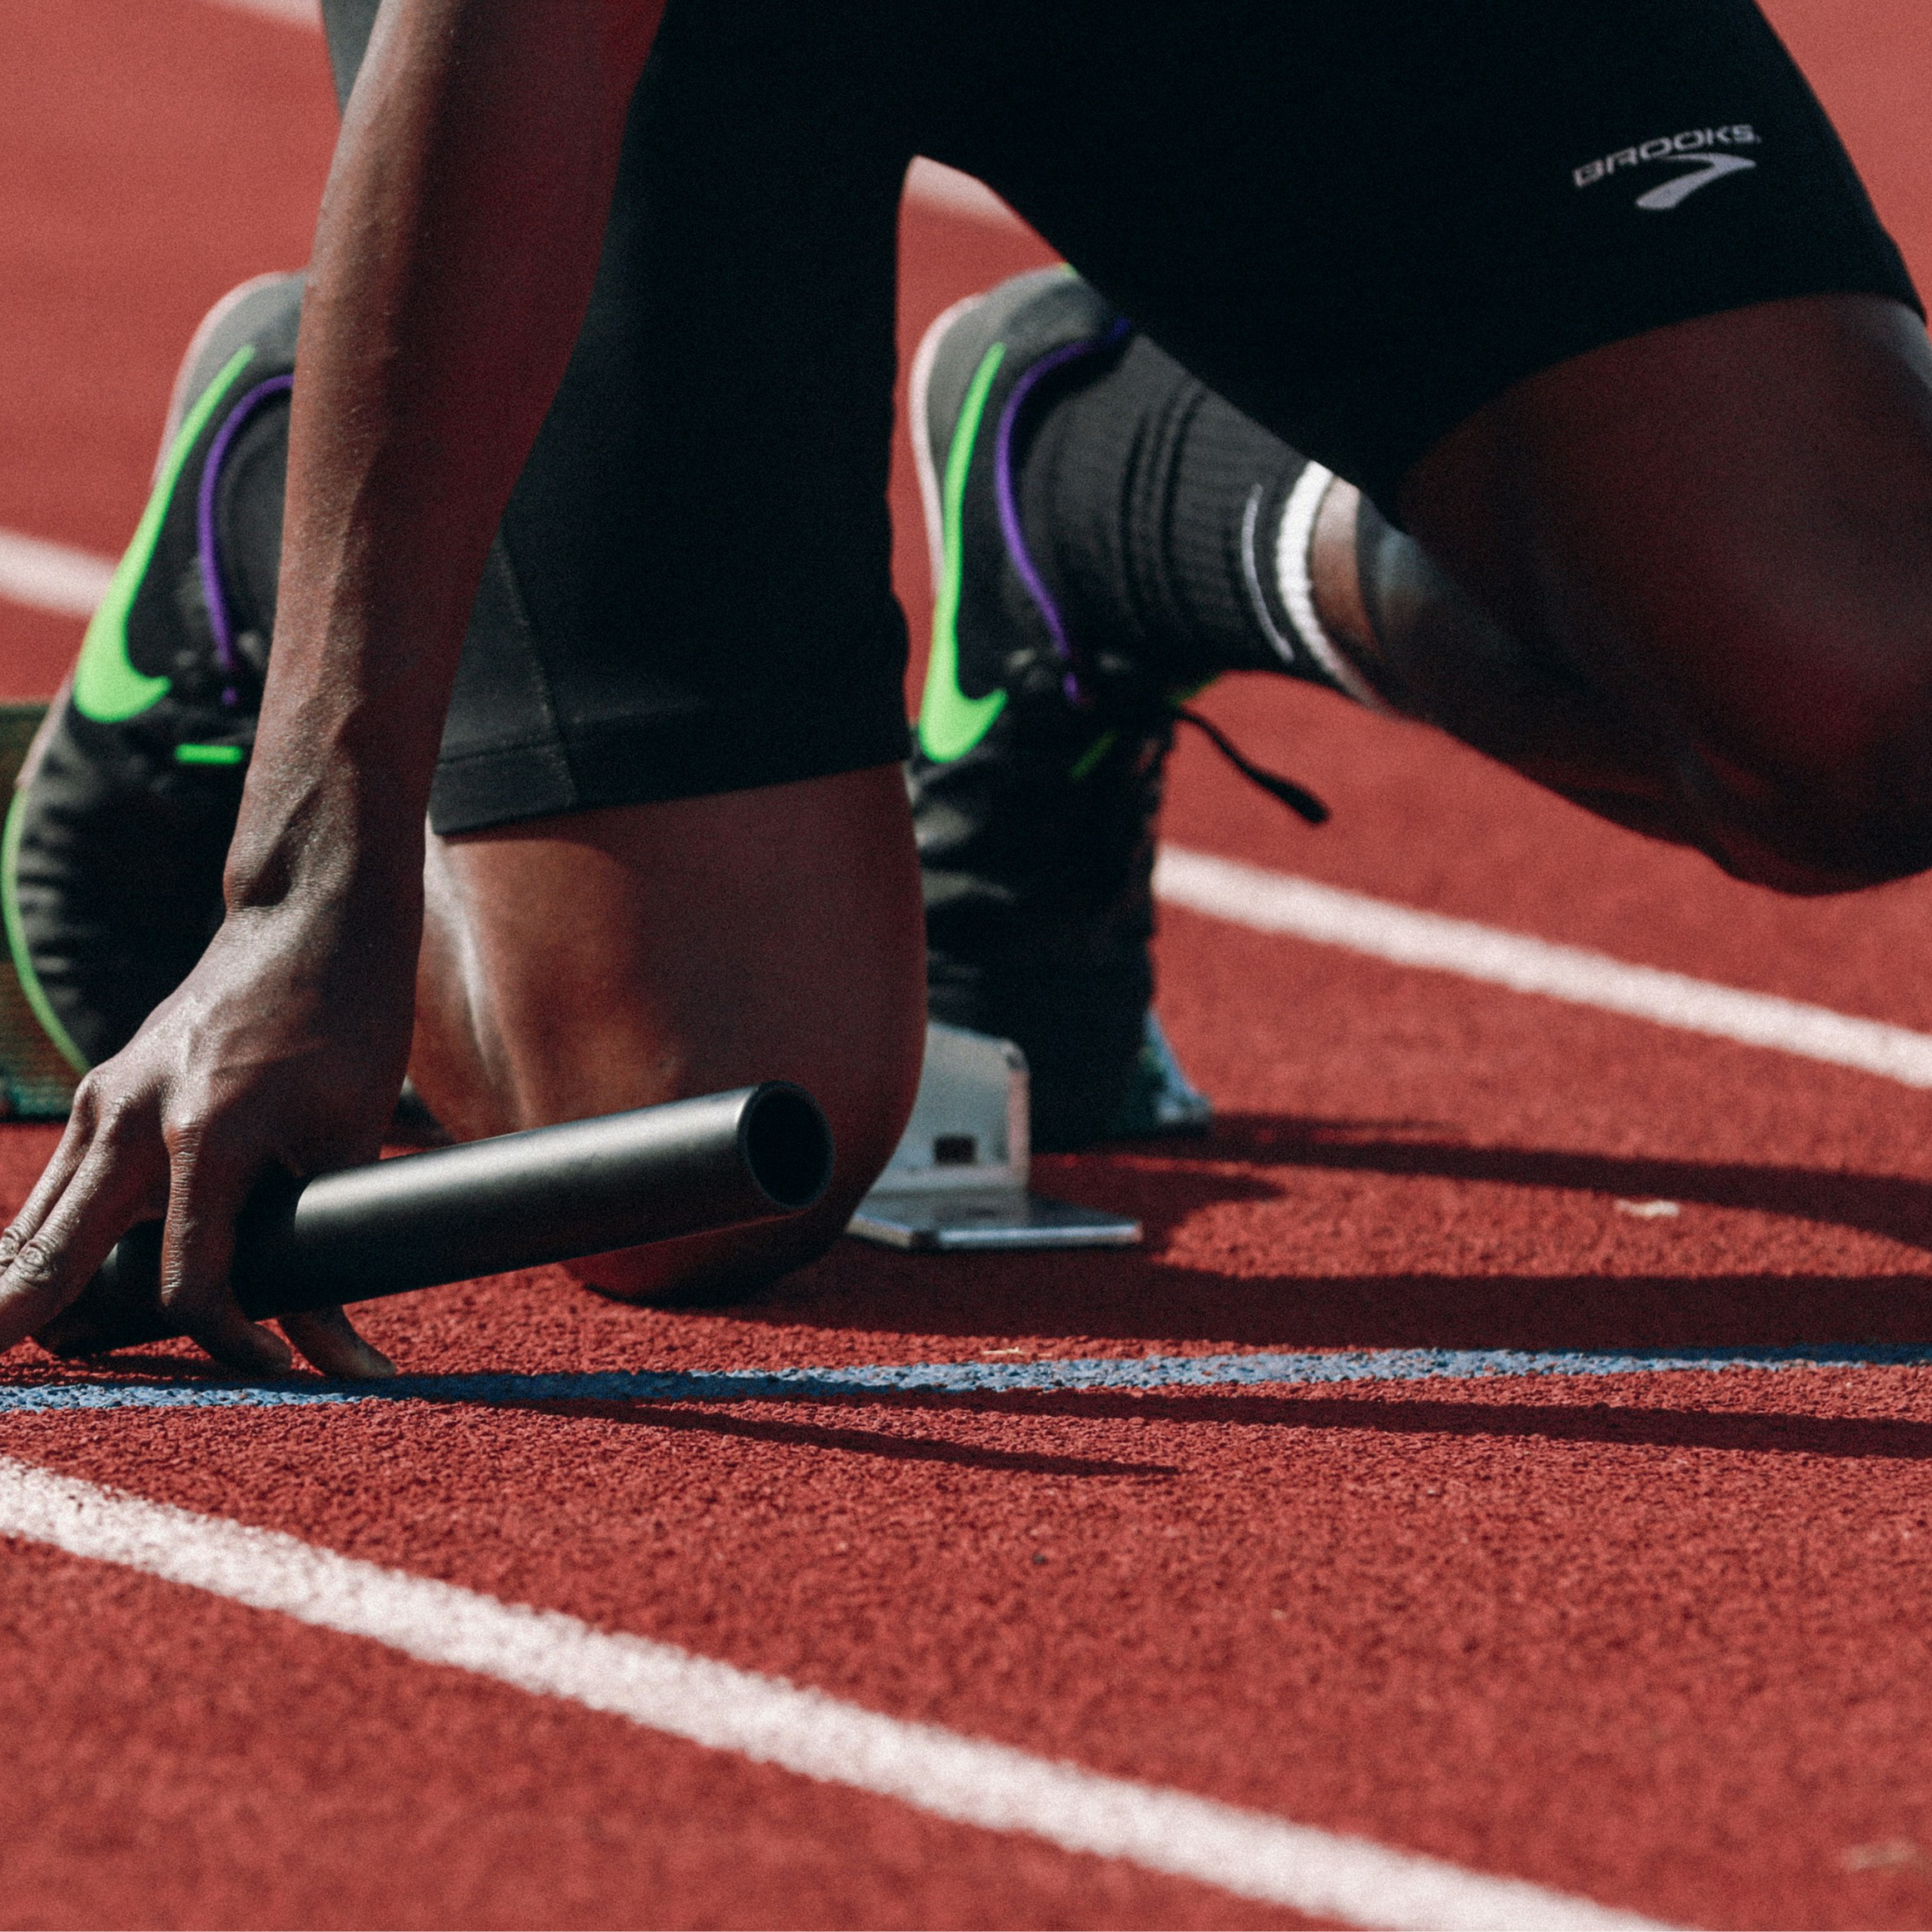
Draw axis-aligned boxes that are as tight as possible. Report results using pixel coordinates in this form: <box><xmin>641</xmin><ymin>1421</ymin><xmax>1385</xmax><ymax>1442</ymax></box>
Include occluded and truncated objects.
<box><xmin>905</xmin><ymin>158</ymin><xmax>1026</xmax><ymax>229</ymax></box>
<box><xmin>0</xmin><ymin>531</ymin><xmax>113</xmax><ymax>622</ymax></box>
<box><xmin>1157</xmin><ymin>845</ymin><xmax>1932</xmax><ymax>1089</ymax></box>
<box><xmin>199</xmin><ymin>0</ymin><xmax>320</xmax><ymax>23</ymax></box>
<box><xmin>0</xmin><ymin>1455</ymin><xmax>1663</xmax><ymax>1932</ymax></box>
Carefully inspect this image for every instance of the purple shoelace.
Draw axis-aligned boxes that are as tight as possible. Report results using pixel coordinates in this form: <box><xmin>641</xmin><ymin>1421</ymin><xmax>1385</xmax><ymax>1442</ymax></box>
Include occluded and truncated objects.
<box><xmin>196</xmin><ymin>373</ymin><xmax>294</xmax><ymax>707</ymax></box>
<box><xmin>991</xmin><ymin>315</ymin><xmax>1130</xmax><ymax>706</ymax></box>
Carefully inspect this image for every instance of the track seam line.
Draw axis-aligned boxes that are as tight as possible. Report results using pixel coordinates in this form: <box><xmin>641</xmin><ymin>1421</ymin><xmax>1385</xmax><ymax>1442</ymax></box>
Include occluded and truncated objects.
<box><xmin>1156</xmin><ymin>846</ymin><xmax>1932</xmax><ymax>1088</ymax></box>
<box><xmin>902</xmin><ymin>157</ymin><xmax>1027</xmax><ymax>226</ymax></box>
<box><xmin>0</xmin><ymin>1454</ymin><xmax>1668</xmax><ymax>1931</ymax></box>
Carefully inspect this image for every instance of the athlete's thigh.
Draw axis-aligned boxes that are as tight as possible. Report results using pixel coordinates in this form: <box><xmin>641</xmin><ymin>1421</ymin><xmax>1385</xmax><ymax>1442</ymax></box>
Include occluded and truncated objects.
<box><xmin>325</xmin><ymin>0</ymin><xmax>930</xmax><ymax>1229</ymax></box>
<box><xmin>1399</xmin><ymin>290</ymin><xmax>1932</xmax><ymax>888</ymax></box>
<box><xmin>330</xmin><ymin>0</ymin><xmax>916</xmax><ymax>837</ymax></box>
<box><xmin>385</xmin><ymin>0</ymin><xmax>933</xmax><ymax>1264</ymax></box>
<box><xmin>915</xmin><ymin>0</ymin><xmax>1932</xmax><ymax>883</ymax></box>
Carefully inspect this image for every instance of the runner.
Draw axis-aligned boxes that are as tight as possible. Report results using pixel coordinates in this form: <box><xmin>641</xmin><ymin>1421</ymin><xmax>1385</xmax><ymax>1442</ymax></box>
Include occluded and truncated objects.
<box><xmin>3</xmin><ymin>0</ymin><xmax>1930</xmax><ymax>1370</ymax></box>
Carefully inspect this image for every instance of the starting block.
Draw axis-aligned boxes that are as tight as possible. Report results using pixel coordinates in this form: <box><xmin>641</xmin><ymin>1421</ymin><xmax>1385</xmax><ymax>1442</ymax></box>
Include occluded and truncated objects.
<box><xmin>847</xmin><ymin>1021</ymin><xmax>1142</xmax><ymax>1252</ymax></box>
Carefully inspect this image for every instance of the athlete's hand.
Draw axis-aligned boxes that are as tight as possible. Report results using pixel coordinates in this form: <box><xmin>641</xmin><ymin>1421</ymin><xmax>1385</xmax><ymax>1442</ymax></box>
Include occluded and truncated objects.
<box><xmin>0</xmin><ymin>897</ymin><xmax>415</xmax><ymax>1376</ymax></box>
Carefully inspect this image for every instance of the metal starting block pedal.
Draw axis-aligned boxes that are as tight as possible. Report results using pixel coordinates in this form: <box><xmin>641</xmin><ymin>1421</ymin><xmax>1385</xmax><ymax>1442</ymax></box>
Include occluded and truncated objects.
<box><xmin>847</xmin><ymin>1021</ymin><xmax>1141</xmax><ymax>1251</ymax></box>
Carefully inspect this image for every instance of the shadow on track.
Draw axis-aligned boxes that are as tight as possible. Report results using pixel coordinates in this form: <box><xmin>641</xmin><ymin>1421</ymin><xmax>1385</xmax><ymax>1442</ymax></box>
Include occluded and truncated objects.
<box><xmin>515</xmin><ymin>1398</ymin><xmax>1179</xmax><ymax>1478</ymax></box>
<box><xmin>1194</xmin><ymin>1113</ymin><xmax>1932</xmax><ymax>1252</ymax></box>
<box><xmin>18</xmin><ymin>1112</ymin><xmax>1932</xmax><ymax>1366</ymax></box>
<box><xmin>753</xmin><ymin>1111</ymin><xmax>1932</xmax><ymax>1354</ymax></box>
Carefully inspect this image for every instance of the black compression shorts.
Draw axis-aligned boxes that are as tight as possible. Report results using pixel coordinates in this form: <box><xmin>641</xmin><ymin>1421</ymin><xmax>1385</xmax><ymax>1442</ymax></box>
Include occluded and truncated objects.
<box><xmin>322</xmin><ymin>0</ymin><xmax>1919</xmax><ymax>835</ymax></box>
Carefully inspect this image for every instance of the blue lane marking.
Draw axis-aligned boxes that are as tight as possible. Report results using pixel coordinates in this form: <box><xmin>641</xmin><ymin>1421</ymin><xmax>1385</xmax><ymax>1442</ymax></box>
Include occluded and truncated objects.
<box><xmin>0</xmin><ymin>1343</ymin><xmax>1929</xmax><ymax>1416</ymax></box>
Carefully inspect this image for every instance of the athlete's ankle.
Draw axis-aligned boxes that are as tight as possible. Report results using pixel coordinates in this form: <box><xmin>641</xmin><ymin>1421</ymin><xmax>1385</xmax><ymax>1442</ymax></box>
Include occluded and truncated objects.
<box><xmin>1303</xmin><ymin>478</ymin><xmax>1409</xmax><ymax>709</ymax></box>
<box><xmin>1015</xmin><ymin>327</ymin><xmax>1408</xmax><ymax>710</ymax></box>
<box><xmin>1309</xmin><ymin>480</ymin><xmax>1370</xmax><ymax>659</ymax></box>
<box><xmin>1260</xmin><ymin>467</ymin><xmax>1397</xmax><ymax>710</ymax></box>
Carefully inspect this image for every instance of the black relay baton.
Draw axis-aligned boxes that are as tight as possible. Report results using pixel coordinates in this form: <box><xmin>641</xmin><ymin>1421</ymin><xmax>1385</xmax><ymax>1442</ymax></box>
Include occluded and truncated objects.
<box><xmin>82</xmin><ymin>1082</ymin><xmax>834</xmax><ymax>1325</ymax></box>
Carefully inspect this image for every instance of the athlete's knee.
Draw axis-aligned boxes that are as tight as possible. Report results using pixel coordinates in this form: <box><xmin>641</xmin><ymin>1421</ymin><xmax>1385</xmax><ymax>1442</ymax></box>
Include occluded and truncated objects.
<box><xmin>803</xmin><ymin>1030</ymin><xmax>927</xmax><ymax>1232</ymax></box>
<box><xmin>1681</xmin><ymin>608</ymin><xmax>1932</xmax><ymax>893</ymax></box>
<box><xmin>561</xmin><ymin>1023</ymin><xmax>921</xmax><ymax>1307</ymax></box>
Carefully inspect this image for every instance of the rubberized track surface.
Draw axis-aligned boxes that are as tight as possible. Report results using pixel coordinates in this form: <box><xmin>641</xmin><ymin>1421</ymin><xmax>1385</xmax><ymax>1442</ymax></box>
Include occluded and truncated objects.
<box><xmin>5</xmin><ymin>3</ymin><xmax>1932</xmax><ymax>1925</ymax></box>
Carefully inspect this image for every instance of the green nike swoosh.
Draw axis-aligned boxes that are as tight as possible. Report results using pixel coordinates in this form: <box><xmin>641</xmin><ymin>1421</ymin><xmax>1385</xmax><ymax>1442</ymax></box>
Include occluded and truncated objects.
<box><xmin>916</xmin><ymin>340</ymin><xmax>1008</xmax><ymax>762</ymax></box>
<box><xmin>73</xmin><ymin>344</ymin><xmax>256</xmax><ymax>724</ymax></box>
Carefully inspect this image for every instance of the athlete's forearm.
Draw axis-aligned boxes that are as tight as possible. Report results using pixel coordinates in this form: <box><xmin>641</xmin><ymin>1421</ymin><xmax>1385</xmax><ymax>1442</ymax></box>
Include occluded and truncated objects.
<box><xmin>226</xmin><ymin>0</ymin><xmax>662</xmax><ymax>911</ymax></box>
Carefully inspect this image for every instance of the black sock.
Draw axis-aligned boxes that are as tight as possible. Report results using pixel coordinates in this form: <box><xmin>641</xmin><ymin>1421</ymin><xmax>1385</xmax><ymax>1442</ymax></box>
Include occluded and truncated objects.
<box><xmin>1018</xmin><ymin>334</ymin><xmax>1331</xmax><ymax>691</ymax></box>
<box><xmin>1015</xmin><ymin>320</ymin><xmax>1553</xmax><ymax>733</ymax></box>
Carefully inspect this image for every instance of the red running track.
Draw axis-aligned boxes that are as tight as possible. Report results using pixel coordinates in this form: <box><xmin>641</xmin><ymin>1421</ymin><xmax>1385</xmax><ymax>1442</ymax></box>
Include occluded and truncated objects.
<box><xmin>6</xmin><ymin>2</ymin><xmax>1932</xmax><ymax>1925</ymax></box>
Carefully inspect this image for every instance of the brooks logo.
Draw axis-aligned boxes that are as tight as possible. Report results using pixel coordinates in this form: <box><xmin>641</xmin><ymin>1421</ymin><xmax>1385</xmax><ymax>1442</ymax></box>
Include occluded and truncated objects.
<box><xmin>1573</xmin><ymin>125</ymin><xmax>1760</xmax><ymax>210</ymax></box>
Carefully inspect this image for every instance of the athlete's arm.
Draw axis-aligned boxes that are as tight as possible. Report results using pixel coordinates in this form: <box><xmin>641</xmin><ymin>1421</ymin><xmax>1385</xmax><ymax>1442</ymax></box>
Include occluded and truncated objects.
<box><xmin>0</xmin><ymin>0</ymin><xmax>665</xmax><ymax>1370</ymax></box>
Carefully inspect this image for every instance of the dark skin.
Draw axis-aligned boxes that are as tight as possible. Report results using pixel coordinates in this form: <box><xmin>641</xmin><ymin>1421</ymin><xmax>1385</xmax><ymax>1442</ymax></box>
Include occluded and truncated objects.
<box><xmin>410</xmin><ymin>775</ymin><xmax>924</xmax><ymax>1305</ymax></box>
<box><xmin>5</xmin><ymin>0</ymin><xmax>1932</xmax><ymax>1370</ymax></box>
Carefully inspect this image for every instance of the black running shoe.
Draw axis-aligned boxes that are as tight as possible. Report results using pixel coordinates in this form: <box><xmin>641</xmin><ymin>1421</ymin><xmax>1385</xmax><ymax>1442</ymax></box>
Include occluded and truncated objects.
<box><xmin>906</xmin><ymin>270</ymin><xmax>1214</xmax><ymax>1151</ymax></box>
<box><xmin>4</xmin><ymin>274</ymin><xmax>300</xmax><ymax>1072</ymax></box>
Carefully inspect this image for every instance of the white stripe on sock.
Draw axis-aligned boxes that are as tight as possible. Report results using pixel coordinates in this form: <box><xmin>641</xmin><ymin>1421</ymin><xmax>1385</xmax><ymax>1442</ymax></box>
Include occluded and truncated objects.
<box><xmin>0</xmin><ymin>1455</ymin><xmax>1664</xmax><ymax>1932</ymax></box>
<box><xmin>1239</xmin><ymin>484</ymin><xmax>1304</xmax><ymax>668</ymax></box>
<box><xmin>1155</xmin><ymin>845</ymin><xmax>1932</xmax><ymax>1087</ymax></box>
<box><xmin>1272</xmin><ymin>464</ymin><xmax>1390</xmax><ymax>712</ymax></box>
